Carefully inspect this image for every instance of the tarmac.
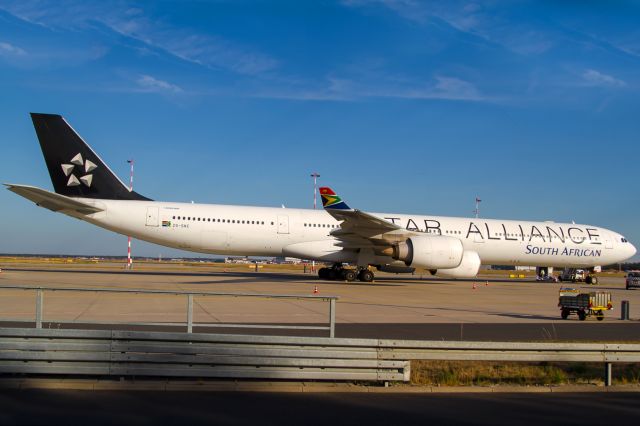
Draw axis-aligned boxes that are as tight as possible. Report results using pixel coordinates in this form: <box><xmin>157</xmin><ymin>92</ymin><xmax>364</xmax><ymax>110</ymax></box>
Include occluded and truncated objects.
<box><xmin>1</xmin><ymin>263</ymin><xmax>640</xmax><ymax>424</ymax></box>
<box><xmin>0</xmin><ymin>263</ymin><xmax>638</xmax><ymax>340</ymax></box>
<box><xmin>0</xmin><ymin>387</ymin><xmax>639</xmax><ymax>425</ymax></box>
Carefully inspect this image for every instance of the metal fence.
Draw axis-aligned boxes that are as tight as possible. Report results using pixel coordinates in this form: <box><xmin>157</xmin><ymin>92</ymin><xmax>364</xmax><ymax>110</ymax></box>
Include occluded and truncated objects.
<box><xmin>1</xmin><ymin>327</ymin><xmax>639</xmax><ymax>385</ymax></box>
<box><xmin>0</xmin><ymin>327</ymin><xmax>408</xmax><ymax>382</ymax></box>
<box><xmin>0</xmin><ymin>285</ymin><xmax>338</xmax><ymax>337</ymax></box>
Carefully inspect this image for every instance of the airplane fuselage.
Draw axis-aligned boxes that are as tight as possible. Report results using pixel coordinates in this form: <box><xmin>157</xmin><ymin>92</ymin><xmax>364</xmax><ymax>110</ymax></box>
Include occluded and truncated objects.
<box><xmin>76</xmin><ymin>198</ymin><xmax>634</xmax><ymax>267</ymax></box>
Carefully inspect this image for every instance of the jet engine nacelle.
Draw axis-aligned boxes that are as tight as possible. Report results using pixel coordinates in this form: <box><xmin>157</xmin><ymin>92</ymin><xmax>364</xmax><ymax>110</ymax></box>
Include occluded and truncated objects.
<box><xmin>376</xmin><ymin>264</ymin><xmax>416</xmax><ymax>274</ymax></box>
<box><xmin>383</xmin><ymin>235</ymin><xmax>464</xmax><ymax>269</ymax></box>
<box><xmin>432</xmin><ymin>250</ymin><xmax>481</xmax><ymax>278</ymax></box>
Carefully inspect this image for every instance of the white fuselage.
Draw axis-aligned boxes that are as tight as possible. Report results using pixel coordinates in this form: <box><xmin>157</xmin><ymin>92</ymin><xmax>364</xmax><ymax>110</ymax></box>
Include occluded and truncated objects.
<box><xmin>74</xmin><ymin>198</ymin><xmax>635</xmax><ymax>268</ymax></box>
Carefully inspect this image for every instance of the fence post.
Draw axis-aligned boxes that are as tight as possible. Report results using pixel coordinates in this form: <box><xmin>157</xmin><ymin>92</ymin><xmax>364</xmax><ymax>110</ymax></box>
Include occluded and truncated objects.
<box><xmin>187</xmin><ymin>294</ymin><xmax>193</xmax><ymax>333</ymax></box>
<box><xmin>35</xmin><ymin>288</ymin><xmax>43</xmax><ymax>329</ymax></box>
<box><xmin>329</xmin><ymin>298</ymin><xmax>336</xmax><ymax>338</ymax></box>
<box><xmin>605</xmin><ymin>362</ymin><xmax>612</xmax><ymax>386</ymax></box>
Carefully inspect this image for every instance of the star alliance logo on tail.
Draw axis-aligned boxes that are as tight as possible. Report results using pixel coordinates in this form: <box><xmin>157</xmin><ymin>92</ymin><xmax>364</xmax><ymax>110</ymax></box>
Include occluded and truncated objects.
<box><xmin>61</xmin><ymin>153</ymin><xmax>97</xmax><ymax>187</ymax></box>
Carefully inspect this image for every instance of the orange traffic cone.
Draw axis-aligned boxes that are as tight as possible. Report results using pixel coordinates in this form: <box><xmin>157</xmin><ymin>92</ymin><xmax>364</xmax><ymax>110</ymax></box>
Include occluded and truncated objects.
<box><xmin>313</xmin><ymin>285</ymin><xmax>319</xmax><ymax>294</ymax></box>
<box><xmin>472</xmin><ymin>283</ymin><xmax>477</xmax><ymax>290</ymax></box>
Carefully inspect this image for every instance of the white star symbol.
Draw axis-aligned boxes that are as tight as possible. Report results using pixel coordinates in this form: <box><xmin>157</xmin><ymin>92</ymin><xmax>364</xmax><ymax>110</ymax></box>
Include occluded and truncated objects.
<box><xmin>61</xmin><ymin>153</ymin><xmax>97</xmax><ymax>187</ymax></box>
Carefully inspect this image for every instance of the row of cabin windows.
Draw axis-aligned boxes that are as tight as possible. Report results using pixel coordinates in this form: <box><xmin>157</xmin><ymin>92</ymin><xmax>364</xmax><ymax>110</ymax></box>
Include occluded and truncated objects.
<box><xmin>172</xmin><ymin>216</ymin><xmax>272</xmax><ymax>226</ymax></box>
<box><xmin>169</xmin><ymin>216</ymin><xmax>599</xmax><ymax>242</ymax></box>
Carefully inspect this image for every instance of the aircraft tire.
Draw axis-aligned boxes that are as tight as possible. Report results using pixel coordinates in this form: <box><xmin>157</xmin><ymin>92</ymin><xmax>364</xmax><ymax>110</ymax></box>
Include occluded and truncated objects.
<box><xmin>342</xmin><ymin>270</ymin><xmax>357</xmax><ymax>282</ymax></box>
<box><xmin>328</xmin><ymin>269</ymin><xmax>338</xmax><ymax>280</ymax></box>
<box><xmin>358</xmin><ymin>270</ymin><xmax>374</xmax><ymax>282</ymax></box>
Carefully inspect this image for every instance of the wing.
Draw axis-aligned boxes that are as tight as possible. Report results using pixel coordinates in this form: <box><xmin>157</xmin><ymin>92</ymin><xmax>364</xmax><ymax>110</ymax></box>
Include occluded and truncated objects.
<box><xmin>319</xmin><ymin>187</ymin><xmax>414</xmax><ymax>249</ymax></box>
<box><xmin>5</xmin><ymin>184</ymin><xmax>104</xmax><ymax>215</ymax></box>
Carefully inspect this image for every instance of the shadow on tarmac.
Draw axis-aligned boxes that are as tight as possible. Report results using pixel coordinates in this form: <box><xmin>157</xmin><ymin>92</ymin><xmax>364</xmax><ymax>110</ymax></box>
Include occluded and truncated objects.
<box><xmin>0</xmin><ymin>389</ymin><xmax>638</xmax><ymax>426</ymax></box>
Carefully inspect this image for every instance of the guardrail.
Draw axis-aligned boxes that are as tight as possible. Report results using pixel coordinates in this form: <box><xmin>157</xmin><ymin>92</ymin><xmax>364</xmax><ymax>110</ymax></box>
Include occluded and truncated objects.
<box><xmin>0</xmin><ymin>328</ymin><xmax>408</xmax><ymax>382</ymax></box>
<box><xmin>0</xmin><ymin>327</ymin><xmax>638</xmax><ymax>385</ymax></box>
<box><xmin>0</xmin><ymin>286</ymin><xmax>338</xmax><ymax>337</ymax></box>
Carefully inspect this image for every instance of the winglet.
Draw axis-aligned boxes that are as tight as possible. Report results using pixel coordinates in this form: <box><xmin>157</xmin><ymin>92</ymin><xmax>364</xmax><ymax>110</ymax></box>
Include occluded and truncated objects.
<box><xmin>319</xmin><ymin>187</ymin><xmax>352</xmax><ymax>210</ymax></box>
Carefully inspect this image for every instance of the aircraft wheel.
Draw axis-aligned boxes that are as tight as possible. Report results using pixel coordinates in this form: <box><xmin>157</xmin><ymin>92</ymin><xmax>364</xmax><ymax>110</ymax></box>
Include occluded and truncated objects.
<box><xmin>328</xmin><ymin>268</ymin><xmax>339</xmax><ymax>280</ymax></box>
<box><xmin>318</xmin><ymin>268</ymin><xmax>328</xmax><ymax>280</ymax></box>
<box><xmin>358</xmin><ymin>270</ymin><xmax>374</xmax><ymax>282</ymax></box>
<box><xmin>342</xmin><ymin>269</ymin><xmax>357</xmax><ymax>282</ymax></box>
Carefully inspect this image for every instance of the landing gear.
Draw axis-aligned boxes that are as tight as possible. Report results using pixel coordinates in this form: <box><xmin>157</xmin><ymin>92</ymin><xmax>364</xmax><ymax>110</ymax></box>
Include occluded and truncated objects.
<box><xmin>358</xmin><ymin>269</ymin><xmax>374</xmax><ymax>283</ymax></box>
<box><xmin>341</xmin><ymin>269</ymin><xmax>357</xmax><ymax>282</ymax></box>
<box><xmin>317</xmin><ymin>264</ymin><xmax>375</xmax><ymax>282</ymax></box>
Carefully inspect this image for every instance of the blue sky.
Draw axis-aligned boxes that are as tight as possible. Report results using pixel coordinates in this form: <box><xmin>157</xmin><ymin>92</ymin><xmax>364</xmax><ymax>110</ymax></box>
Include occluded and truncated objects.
<box><xmin>0</xmin><ymin>0</ymin><xmax>638</xmax><ymax>259</ymax></box>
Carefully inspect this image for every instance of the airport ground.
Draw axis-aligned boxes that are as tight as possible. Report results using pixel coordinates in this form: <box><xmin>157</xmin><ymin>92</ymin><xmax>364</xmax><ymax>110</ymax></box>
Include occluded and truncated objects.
<box><xmin>0</xmin><ymin>388</ymin><xmax>639</xmax><ymax>425</ymax></box>
<box><xmin>1</xmin><ymin>258</ymin><xmax>639</xmax><ymax>425</ymax></box>
<box><xmin>0</xmin><ymin>258</ymin><xmax>638</xmax><ymax>340</ymax></box>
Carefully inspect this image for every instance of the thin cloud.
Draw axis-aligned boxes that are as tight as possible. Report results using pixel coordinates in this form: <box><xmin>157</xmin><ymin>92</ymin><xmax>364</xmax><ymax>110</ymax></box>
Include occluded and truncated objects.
<box><xmin>253</xmin><ymin>74</ymin><xmax>485</xmax><ymax>102</ymax></box>
<box><xmin>343</xmin><ymin>0</ymin><xmax>554</xmax><ymax>55</ymax></box>
<box><xmin>136</xmin><ymin>74</ymin><xmax>183</xmax><ymax>94</ymax></box>
<box><xmin>0</xmin><ymin>1</ymin><xmax>279</xmax><ymax>76</ymax></box>
<box><xmin>582</xmin><ymin>69</ymin><xmax>626</xmax><ymax>88</ymax></box>
<box><xmin>0</xmin><ymin>41</ymin><xmax>27</xmax><ymax>56</ymax></box>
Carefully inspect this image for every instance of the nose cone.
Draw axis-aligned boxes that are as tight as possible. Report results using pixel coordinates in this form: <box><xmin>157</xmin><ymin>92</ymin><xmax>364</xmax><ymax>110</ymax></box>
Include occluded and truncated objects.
<box><xmin>630</xmin><ymin>242</ymin><xmax>637</xmax><ymax>259</ymax></box>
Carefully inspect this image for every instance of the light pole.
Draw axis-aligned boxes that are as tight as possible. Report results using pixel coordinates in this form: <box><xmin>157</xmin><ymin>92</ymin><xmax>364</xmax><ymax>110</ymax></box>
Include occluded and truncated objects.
<box><xmin>126</xmin><ymin>159</ymin><xmax>134</xmax><ymax>269</ymax></box>
<box><xmin>473</xmin><ymin>197</ymin><xmax>481</xmax><ymax>218</ymax></box>
<box><xmin>311</xmin><ymin>172</ymin><xmax>320</xmax><ymax>209</ymax></box>
<box><xmin>310</xmin><ymin>172</ymin><xmax>320</xmax><ymax>273</ymax></box>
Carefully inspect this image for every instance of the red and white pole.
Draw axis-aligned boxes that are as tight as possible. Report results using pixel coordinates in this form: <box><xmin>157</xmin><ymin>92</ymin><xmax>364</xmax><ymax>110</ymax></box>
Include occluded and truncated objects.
<box><xmin>127</xmin><ymin>159</ymin><xmax>134</xmax><ymax>269</ymax></box>
<box><xmin>310</xmin><ymin>172</ymin><xmax>320</xmax><ymax>272</ymax></box>
<box><xmin>311</xmin><ymin>172</ymin><xmax>320</xmax><ymax>210</ymax></box>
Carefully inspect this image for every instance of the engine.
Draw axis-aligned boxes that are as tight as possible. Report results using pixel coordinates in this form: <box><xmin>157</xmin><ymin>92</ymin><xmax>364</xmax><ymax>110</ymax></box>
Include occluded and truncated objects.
<box><xmin>381</xmin><ymin>235</ymin><xmax>463</xmax><ymax>269</ymax></box>
<box><xmin>376</xmin><ymin>264</ymin><xmax>416</xmax><ymax>274</ymax></box>
<box><xmin>432</xmin><ymin>250</ymin><xmax>481</xmax><ymax>278</ymax></box>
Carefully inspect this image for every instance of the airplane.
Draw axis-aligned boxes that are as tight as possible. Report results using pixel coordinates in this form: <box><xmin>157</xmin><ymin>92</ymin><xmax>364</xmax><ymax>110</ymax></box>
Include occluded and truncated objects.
<box><xmin>5</xmin><ymin>113</ymin><xmax>637</xmax><ymax>283</ymax></box>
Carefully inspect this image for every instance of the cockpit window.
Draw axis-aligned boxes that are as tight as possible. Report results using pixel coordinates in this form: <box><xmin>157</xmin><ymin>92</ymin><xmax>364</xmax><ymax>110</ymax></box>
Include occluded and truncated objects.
<box><xmin>621</xmin><ymin>238</ymin><xmax>628</xmax><ymax>243</ymax></box>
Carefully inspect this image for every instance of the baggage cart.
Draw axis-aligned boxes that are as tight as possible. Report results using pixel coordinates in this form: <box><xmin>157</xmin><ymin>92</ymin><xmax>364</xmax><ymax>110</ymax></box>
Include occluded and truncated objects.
<box><xmin>558</xmin><ymin>288</ymin><xmax>612</xmax><ymax>321</ymax></box>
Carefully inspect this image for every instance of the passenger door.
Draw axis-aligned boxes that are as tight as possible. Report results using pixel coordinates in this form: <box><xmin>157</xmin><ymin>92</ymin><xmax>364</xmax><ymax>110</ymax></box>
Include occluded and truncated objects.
<box><xmin>277</xmin><ymin>215</ymin><xmax>289</xmax><ymax>234</ymax></box>
<box><xmin>145</xmin><ymin>207</ymin><xmax>159</xmax><ymax>227</ymax></box>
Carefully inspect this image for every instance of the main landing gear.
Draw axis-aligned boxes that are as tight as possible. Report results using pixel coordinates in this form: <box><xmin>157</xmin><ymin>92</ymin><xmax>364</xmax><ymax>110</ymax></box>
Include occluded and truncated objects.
<box><xmin>318</xmin><ymin>264</ymin><xmax>374</xmax><ymax>282</ymax></box>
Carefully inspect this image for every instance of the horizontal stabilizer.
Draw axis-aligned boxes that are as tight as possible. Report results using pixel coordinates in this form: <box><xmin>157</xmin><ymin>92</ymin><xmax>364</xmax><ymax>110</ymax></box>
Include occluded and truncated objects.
<box><xmin>4</xmin><ymin>184</ymin><xmax>104</xmax><ymax>215</ymax></box>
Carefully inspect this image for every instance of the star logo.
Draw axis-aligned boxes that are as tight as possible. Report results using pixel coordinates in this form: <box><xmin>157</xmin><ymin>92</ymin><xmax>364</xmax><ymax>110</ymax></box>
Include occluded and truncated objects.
<box><xmin>60</xmin><ymin>153</ymin><xmax>97</xmax><ymax>187</ymax></box>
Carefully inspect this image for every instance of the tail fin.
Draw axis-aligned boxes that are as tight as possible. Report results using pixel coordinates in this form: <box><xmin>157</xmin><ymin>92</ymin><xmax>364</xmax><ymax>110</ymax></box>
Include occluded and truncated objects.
<box><xmin>319</xmin><ymin>187</ymin><xmax>351</xmax><ymax>210</ymax></box>
<box><xmin>30</xmin><ymin>113</ymin><xmax>150</xmax><ymax>200</ymax></box>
